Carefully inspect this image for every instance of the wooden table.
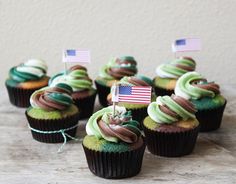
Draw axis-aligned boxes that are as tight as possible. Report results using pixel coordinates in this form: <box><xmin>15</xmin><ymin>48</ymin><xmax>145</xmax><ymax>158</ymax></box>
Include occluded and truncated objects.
<box><xmin>1</xmin><ymin>85</ymin><xmax>236</xmax><ymax>184</ymax></box>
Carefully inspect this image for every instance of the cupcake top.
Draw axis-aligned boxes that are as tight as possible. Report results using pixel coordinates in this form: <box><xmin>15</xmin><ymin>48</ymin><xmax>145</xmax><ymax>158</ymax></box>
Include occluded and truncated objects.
<box><xmin>156</xmin><ymin>57</ymin><xmax>196</xmax><ymax>79</ymax></box>
<box><xmin>49</xmin><ymin>65</ymin><xmax>93</xmax><ymax>92</ymax></box>
<box><xmin>175</xmin><ymin>72</ymin><xmax>221</xmax><ymax>100</ymax></box>
<box><xmin>148</xmin><ymin>94</ymin><xmax>196</xmax><ymax>124</ymax></box>
<box><xmin>30</xmin><ymin>83</ymin><xmax>73</xmax><ymax>111</ymax></box>
<box><xmin>8</xmin><ymin>59</ymin><xmax>48</xmax><ymax>82</ymax></box>
<box><xmin>99</xmin><ymin>56</ymin><xmax>138</xmax><ymax>80</ymax></box>
<box><xmin>86</xmin><ymin>106</ymin><xmax>141</xmax><ymax>144</ymax></box>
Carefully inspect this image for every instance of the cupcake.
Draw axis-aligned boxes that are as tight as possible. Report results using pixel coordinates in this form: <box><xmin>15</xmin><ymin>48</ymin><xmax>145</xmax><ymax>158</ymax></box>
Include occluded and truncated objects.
<box><xmin>143</xmin><ymin>95</ymin><xmax>199</xmax><ymax>157</ymax></box>
<box><xmin>5</xmin><ymin>59</ymin><xmax>49</xmax><ymax>107</ymax></box>
<box><xmin>107</xmin><ymin>75</ymin><xmax>155</xmax><ymax>123</ymax></box>
<box><xmin>154</xmin><ymin>57</ymin><xmax>196</xmax><ymax>96</ymax></box>
<box><xmin>175</xmin><ymin>72</ymin><xmax>227</xmax><ymax>131</ymax></box>
<box><xmin>49</xmin><ymin>65</ymin><xmax>96</xmax><ymax>119</ymax></box>
<box><xmin>83</xmin><ymin>105</ymin><xmax>145</xmax><ymax>179</ymax></box>
<box><xmin>25</xmin><ymin>83</ymin><xmax>80</xmax><ymax>143</ymax></box>
<box><xmin>95</xmin><ymin>56</ymin><xmax>138</xmax><ymax>107</ymax></box>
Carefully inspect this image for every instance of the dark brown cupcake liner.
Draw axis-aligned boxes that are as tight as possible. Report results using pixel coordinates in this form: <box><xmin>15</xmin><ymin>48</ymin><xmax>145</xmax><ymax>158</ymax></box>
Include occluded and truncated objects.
<box><xmin>153</xmin><ymin>86</ymin><xmax>174</xmax><ymax>97</ymax></box>
<box><xmin>83</xmin><ymin>140</ymin><xmax>145</xmax><ymax>179</ymax></box>
<box><xmin>95</xmin><ymin>81</ymin><xmax>111</xmax><ymax>107</ymax></box>
<box><xmin>143</xmin><ymin>125</ymin><xmax>200</xmax><ymax>157</ymax></box>
<box><xmin>73</xmin><ymin>91</ymin><xmax>97</xmax><ymax>119</ymax></box>
<box><xmin>25</xmin><ymin>111</ymin><xmax>80</xmax><ymax>143</ymax></box>
<box><xmin>196</xmin><ymin>101</ymin><xmax>227</xmax><ymax>132</ymax></box>
<box><xmin>5</xmin><ymin>84</ymin><xmax>40</xmax><ymax>108</ymax></box>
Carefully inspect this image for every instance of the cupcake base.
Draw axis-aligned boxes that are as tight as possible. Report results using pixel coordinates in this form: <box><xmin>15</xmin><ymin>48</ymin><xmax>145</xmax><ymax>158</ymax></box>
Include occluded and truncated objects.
<box><xmin>196</xmin><ymin>102</ymin><xmax>227</xmax><ymax>132</ymax></box>
<box><xmin>5</xmin><ymin>84</ymin><xmax>37</xmax><ymax>108</ymax></box>
<box><xmin>74</xmin><ymin>92</ymin><xmax>97</xmax><ymax>119</ymax></box>
<box><xmin>95</xmin><ymin>81</ymin><xmax>110</xmax><ymax>107</ymax></box>
<box><xmin>83</xmin><ymin>139</ymin><xmax>146</xmax><ymax>179</ymax></box>
<box><xmin>143</xmin><ymin>125</ymin><xmax>199</xmax><ymax>157</ymax></box>
<box><xmin>25</xmin><ymin>112</ymin><xmax>79</xmax><ymax>143</ymax></box>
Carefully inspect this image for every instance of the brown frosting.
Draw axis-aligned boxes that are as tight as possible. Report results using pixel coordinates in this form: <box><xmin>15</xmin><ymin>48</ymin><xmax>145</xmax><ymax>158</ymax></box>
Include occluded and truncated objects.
<box><xmin>107</xmin><ymin>58</ymin><xmax>137</xmax><ymax>79</ymax></box>
<box><xmin>32</xmin><ymin>86</ymin><xmax>72</xmax><ymax>111</ymax></box>
<box><xmin>191</xmin><ymin>79</ymin><xmax>220</xmax><ymax>94</ymax></box>
<box><xmin>98</xmin><ymin>119</ymin><xmax>138</xmax><ymax>143</ymax></box>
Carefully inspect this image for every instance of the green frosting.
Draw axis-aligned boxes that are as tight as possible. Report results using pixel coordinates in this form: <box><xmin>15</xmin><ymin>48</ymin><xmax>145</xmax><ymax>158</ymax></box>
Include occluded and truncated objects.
<box><xmin>156</xmin><ymin>57</ymin><xmax>196</xmax><ymax>79</ymax></box>
<box><xmin>175</xmin><ymin>72</ymin><xmax>219</xmax><ymax>100</ymax></box>
<box><xmin>99</xmin><ymin>56</ymin><xmax>137</xmax><ymax>80</ymax></box>
<box><xmin>83</xmin><ymin>135</ymin><xmax>132</xmax><ymax>152</ymax></box>
<box><xmin>86</xmin><ymin>106</ymin><xmax>141</xmax><ymax>143</ymax></box>
<box><xmin>191</xmin><ymin>94</ymin><xmax>226</xmax><ymax>110</ymax></box>
<box><xmin>27</xmin><ymin>104</ymin><xmax>79</xmax><ymax>119</ymax></box>
<box><xmin>49</xmin><ymin>67</ymin><xmax>93</xmax><ymax>92</ymax></box>
<box><xmin>119</xmin><ymin>75</ymin><xmax>153</xmax><ymax>86</ymax></box>
<box><xmin>147</xmin><ymin>95</ymin><xmax>196</xmax><ymax>124</ymax></box>
<box><xmin>8</xmin><ymin>59</ymin><xmax>47</xmax><ymax>83</ymax></box>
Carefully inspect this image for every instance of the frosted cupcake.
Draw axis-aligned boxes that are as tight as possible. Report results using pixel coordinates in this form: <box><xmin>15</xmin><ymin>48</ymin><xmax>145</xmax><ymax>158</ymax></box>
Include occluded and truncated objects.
<box><xmin>49</xmin><ymin>65</ymin><xmax>96</xmax><ymax>119</ymax></box>
<box><xmin>175</xmin><ymin>72</ymin><xmax>226</xmax><ymax>131</ymax></box>
<box><xmin>25</xmin><ymin>83</ymin><xmax>79</xmax><ymax>143</ymax></box>
<box><xmin>5</xmin><ymin>59</ymin><xmax>49</xmax><ymax>107</ymax></box>
<box><xmin>83</xmin><ymin>106</ymin><xmax>145</xmax><ymax>179</ymax></box>
<box><xmin>143</xmin><ymin>95</ymin><xmax>199</xmax><ymax>157</ymax></box>
<box><xmin>95</xmin><ymin>56</ymin><xmax>138</xmax><ymax>107</ymax></box>
<box><xmin>154</xmin><ymin>57</ymin><xmax>196</xmax><ymax>96</ymax></box>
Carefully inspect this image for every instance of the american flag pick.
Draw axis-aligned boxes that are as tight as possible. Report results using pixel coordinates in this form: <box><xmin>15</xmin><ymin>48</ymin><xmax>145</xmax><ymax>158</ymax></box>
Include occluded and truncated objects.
<box><xmin>172</xmin><ymin>38</ymin><xmax>201</xmax><ymax>53</ymax></box>
<box><xmin>112</xmin><ymin>86</ymin><xmax>152</xmax><ymax>104</ymax></box>
<box><xmin>63</xmin><ymin>49</ymin><xmax>91</xmax><ymax>63</ymax></box>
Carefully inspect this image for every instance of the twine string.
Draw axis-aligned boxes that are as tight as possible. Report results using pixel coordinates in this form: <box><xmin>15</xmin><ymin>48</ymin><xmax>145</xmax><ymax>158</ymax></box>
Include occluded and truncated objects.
<box><xmin>28</xmin><ymin>124</ymin><xmax>79</xmax><ymax>153</ymax></box>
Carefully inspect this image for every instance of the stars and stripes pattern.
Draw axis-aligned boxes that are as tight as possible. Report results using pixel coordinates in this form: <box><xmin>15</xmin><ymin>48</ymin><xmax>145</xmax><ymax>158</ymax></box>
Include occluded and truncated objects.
<box><xmin>172</xmin><ymin>38</ymin><xmax>201</xmax><ymax>53</ymax></box>
<box><xmin>116</xmin><ymin>86</ymin><xmax>152</xmax><ymax>104</ymax></box>
<box><xmin>63</xmin><ymin>49</ymin><xmax>90</xmax><ymax>63</ymax></box>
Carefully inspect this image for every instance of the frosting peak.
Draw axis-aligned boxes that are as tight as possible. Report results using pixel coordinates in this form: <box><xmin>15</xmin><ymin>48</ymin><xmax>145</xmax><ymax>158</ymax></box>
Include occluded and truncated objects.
<box><xmin>147</xmin><ymin>94</ymin><xmax>196</xmax><ymax>124</ymax></box>
<box><xmin>86</xmin><ymin>106</ymin><xmax>141</xmax><ymax>143</ymax></box>
<box><xmin>175</xmin><ymin>72</ymin><xmax>220</xmax><ymax>100</ymax></box>
<box><xmin>99</xmin><ymin>56</ymin><xmax>138</xmax><ymax>80</ymax></box>
<box><xmin>49</xmin><ymin>65</ymin><xmax>93</xmax><ymax>92</ymax></box>
<box><xmin>156</xmin><ymin>57</ymin><xmax>196</xmax><ymax>79</ymax></box>
<box><xmin>30</xmin><ymin>83</ymin><xmax>73</xmax><ymax>111</ymax></box>
<box><xmin>9</xmin><ymin>59</ymin><xmax>47</xmax><ymax>82</ymax></box>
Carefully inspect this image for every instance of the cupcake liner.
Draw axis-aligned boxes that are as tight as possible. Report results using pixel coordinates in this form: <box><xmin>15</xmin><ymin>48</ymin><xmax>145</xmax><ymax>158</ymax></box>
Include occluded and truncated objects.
<box><xmin>143</xmin><ymin>125</ymin><xmax>200</xmax><ymax>157</ymax></box>
<box><xmin>196</xmin><ymin>101</ymin><xmax>227</xmax><ymax>132</ymax></box>
<box><xmin>95</xmin><ymin>81</ymin><xmax>110</xmax><ymax>107</ymax></box>
<box><xmin>5</xmin><ymin>84</ymin><xmax>38</xmax><ymax>108</ymax></box>
<box><xmin>73</xmin><ymin>92</ymin><xmax>97</xmax><ymax>119</ymax></box>
<box><xmin>25</xmin><ymin>112</ymin><xmax>79</xmax><ymax>143</ymax></box>
<box><xmin>83</xmin><ymin>140</ymin><xmax>145</xmax><ymax>179</ymax></box>
<box><xmin>154</xmin><ymin>86</ymin><xmax>174</xmax><ymax>97</ymax></box>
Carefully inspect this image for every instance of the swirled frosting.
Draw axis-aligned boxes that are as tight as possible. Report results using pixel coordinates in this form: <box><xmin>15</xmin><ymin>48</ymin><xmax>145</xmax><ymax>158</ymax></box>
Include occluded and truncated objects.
<box><xmin>49</xmin><ymin>65</ymin><xmax>93</xmax><ymax>92</ymax></box>
<box><xmin>118</xmin><ymin>75</ymin><xmax>153</xmax><ymax>86</ymax></box>
<box><xmin>175</xmin><ymin>72</ymin><xmax>220</xmax><ymax>100</ymax></box>
<box><xmin>156</xmin><ymin>57</ymin><xmax>196</xmax><ymax>79</ymax></box>
<box><xmin>30</xmin><ymin>83</ymin><xmax>73</xmax><ymax>111</ymax></box>
<box><xmin>86</xmin><ymin>106</ymin><xmax>141</xmax><ymax>143</ymax></box>
<box><xmin>99</xmin><ymin>56</ymin><xmax>138</xmax><ymax>80</ymax></box>
<box><xmin>148</xmin><ymin>94</ymin><xmax>196</xmax><ymax>124</ymax></box>
<box><xmin>9</xmin><ymin>59</ymin><xmax>48</xmax><ymax>82</ymax></box>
